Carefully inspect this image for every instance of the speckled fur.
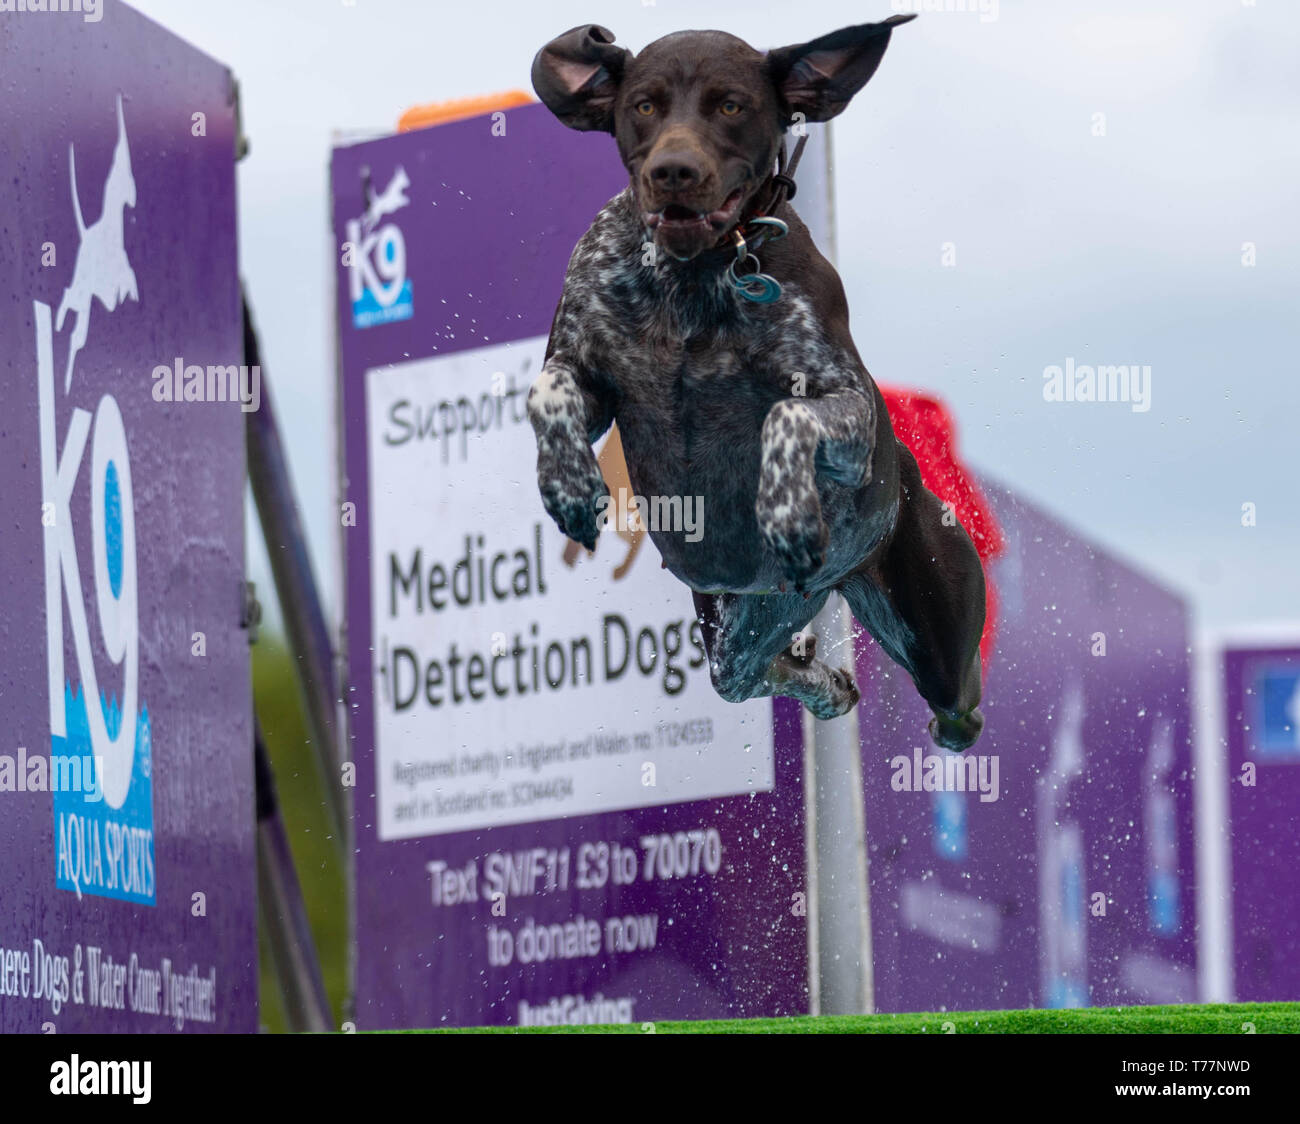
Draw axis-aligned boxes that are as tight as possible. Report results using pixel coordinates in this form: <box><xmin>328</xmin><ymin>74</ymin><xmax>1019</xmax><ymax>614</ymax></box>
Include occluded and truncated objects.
<box><xmin>529</xmin><ymin>190</ymin><xmax>889</xmax><ymax>594</ymax></box>
<box><xmin>528</xmin><ymin>189</ymin><xmax>899</xmax><ymax>721</ymax></box>
<box><xmin>527</xmin><ymin>21</ymin><xmax>988</xmax><ymax>746</ymax></box>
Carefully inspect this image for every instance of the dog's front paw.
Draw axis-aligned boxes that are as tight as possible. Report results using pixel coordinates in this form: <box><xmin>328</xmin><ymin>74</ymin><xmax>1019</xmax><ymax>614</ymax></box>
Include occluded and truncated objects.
<box><xmin>756</xmin><ymin>467</ymin><xmax>828</xmax><ymax>589</ymax></box>
<box><xmin>537</xmin><ymin>446</ymin><xmax>609</xmax><ymax>552</ymax></box>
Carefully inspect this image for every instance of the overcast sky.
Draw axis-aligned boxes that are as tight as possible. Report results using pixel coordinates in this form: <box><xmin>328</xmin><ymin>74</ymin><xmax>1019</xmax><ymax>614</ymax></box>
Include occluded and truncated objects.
<box><xmin>131</xmin><ymin>0</ymin><xmax>1300</xmax><ymax>637</ymax></box>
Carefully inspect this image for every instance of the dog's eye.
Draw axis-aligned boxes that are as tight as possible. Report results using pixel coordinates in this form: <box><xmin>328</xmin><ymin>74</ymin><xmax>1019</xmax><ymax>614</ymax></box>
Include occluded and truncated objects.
<box><xmin>720</xmin><ymin>101</ymin><xmax>742</xmax><ymax>116</ymax></box>
<box><xmin>635</xmin><ymin>101</ymin><xmax>655</xmax><ymax>116</ymax></box>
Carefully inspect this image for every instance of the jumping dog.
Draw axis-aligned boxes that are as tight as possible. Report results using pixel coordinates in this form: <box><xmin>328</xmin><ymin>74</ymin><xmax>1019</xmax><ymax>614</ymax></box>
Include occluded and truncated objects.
<box><xmin>527</xmin><ymin>17</ymin><xmax>987</xmax><ymax>750</ymax></box>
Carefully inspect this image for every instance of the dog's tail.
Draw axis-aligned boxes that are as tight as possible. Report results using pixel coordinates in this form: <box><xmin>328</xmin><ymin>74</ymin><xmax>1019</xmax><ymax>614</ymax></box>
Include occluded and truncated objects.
<box><xmin>69</xmin><ymin>142</ymin><xmax>86</xmax><ymax>236</ymax></box>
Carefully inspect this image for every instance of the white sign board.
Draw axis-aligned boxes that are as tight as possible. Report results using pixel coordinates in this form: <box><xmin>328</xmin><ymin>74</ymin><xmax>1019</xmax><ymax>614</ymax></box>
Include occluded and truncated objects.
<box><xmin>365</xmin><ymin>338</ymin><xmax>775</xmax><ymax>840</ymax></box>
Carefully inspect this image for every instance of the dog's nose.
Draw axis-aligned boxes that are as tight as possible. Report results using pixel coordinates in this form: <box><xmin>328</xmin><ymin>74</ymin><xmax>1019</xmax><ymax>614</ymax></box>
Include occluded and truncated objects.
<box><xmin>646</xmin><ymin>153</ymin><xmax>703</xmax><ymax>193</ymax></box>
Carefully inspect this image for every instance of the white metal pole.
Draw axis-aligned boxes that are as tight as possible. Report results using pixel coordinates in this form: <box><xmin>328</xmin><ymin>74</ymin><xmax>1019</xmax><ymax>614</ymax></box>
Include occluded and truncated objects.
<box><xmin>804</xmin><ymin>122</ymin><xmax>874</xmax><ymax>1015</ymax></box>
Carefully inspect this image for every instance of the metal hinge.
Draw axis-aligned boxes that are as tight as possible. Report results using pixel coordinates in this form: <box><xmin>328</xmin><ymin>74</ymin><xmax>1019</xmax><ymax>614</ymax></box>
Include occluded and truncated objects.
<box><xmin>241</xmin><ymin>580</ymin><xmax>262</xmax><ymax>645</ymax></box>
<box><xmin>230</xmin><ymin>73</ymin><xmax>250</xmax><ymax>162</ymax></box>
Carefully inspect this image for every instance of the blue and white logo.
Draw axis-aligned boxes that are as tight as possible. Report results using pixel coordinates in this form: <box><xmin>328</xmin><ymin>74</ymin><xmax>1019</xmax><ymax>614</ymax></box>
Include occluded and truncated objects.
<box><xmin>1251</xmin><ymin>661</ymin><xmax>1300</xmax><ymax>761</ymax></box>
<box><xmin>38</xmin><ymin>95</ymin><xmax>155</xmax><ymax>904</ymax></box>
<box><xmin>347</xmin><ymin>166</ymin><xmax>413</xmax><ymax>329</ymax></box>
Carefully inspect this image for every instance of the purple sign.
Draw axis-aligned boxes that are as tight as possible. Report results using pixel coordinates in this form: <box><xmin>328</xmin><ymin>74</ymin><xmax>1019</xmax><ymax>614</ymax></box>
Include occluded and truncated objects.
<box><xmin>1224</xmin><ymin>645</ymin><xmax>1300</xmax><ymax>1001</ymax></box>
<box><xmin>333</xmin><ymin>103</ymin><xmax>813</xmax><ymax>1028</ymax></box>
<box><xmin>858</xmin><ymin>481</ymin><xmax>1197</xmax><ymax>1012</ymax></box>
<box><xmin>0</xmin><ymin>3</ymin><xmax>255</xmax><ymax>1032</ymax></box>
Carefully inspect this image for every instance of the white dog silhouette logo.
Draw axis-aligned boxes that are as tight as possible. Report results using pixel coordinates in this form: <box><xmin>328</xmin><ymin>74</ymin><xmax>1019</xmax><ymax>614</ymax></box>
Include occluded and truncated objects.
<box><xmin>348</xmin><ymin>165</ymin><xmax>413</xmax><ymax>329</ymax></box>
<box><xmin>55</xmin><ymin>94</ymin><xmax>138</xmax><ymax>392</ymax></box>
<box><xmin>364</xmin><ymin>166</ymin><xmax>410</xmax><ymax>232</ymax></box>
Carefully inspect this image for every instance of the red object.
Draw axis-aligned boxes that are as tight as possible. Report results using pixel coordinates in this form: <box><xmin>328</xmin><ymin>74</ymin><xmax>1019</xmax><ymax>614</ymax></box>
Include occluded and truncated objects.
<box><xmin>880</xmin><ymin>387</ymin><xmax>1003</xmax><ymax>668</ymax></box>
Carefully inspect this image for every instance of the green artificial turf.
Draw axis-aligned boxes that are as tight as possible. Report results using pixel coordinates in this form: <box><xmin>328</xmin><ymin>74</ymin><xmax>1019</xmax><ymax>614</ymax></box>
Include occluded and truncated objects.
<box><xmin>402</xmin><ymin>1002</ymin><xmax>1300</xmax><ymax>1034</ymax></box>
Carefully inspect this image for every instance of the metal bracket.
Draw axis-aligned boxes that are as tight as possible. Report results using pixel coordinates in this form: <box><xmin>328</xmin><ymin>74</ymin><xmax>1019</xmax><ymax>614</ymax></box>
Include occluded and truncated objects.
<box><xmin>230</xmin><ymin>73</ymin><xmax>250</xmax><ymax>163</ymax></box>
<box><xmin>241</xmin><ymin>579</ymin><xmax>262</xmax><ymax>645</ymax></box>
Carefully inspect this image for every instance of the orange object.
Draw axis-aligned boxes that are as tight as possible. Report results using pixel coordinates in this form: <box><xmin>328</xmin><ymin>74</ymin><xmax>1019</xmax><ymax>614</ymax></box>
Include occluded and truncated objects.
<box><xmin>398</xmin><ymin>90</ymin><xmax>534</xmax><ymax>132</ymax></box>
<box><xmin>880</xmin><ymin>386</ymin><xmax>1004</xmax><ymax>669</ymax></box>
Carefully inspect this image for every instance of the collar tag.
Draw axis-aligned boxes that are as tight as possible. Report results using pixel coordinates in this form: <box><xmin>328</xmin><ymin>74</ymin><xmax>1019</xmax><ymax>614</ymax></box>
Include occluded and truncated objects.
<box><xmin>728</xmin><ymin>225</ymin><xmax>786</xmax><ymax>304</ymax></box>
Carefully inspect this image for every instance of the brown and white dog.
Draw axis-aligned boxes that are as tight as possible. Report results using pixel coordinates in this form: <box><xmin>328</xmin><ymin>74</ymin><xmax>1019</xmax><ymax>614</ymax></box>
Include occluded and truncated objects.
<box><xmin>527</xmin><ymin>17</ymin><xmax>987</xmax><ymax>749</ymax></box>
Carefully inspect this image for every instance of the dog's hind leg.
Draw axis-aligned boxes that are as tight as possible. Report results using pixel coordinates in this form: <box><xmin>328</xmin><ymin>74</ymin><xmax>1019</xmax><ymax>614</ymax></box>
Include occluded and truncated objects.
<box><xmin>838</xmin><ymin>442</ymin><xmax>986</xmax><ymax>751</ymax></box>
<box><xmin>693</xmin><ymin>588</ymin><xmax>859</xmax><ymax>720</ymax></box>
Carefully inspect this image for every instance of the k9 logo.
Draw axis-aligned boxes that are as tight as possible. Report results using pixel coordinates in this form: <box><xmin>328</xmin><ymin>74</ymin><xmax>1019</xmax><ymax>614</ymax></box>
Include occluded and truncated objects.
<box><xmin>346</xmin><ymin>165</ymin><xmax>414</xmax><ymax>330</ymax></box>
<box><xmin>35</xmin><ymin>94</ymin><xmax>154</xmax><ymax>904</ymax></box>
<box><xmin>37</xmin><ymin>302</ymin><xmax>139</xmax><ymax>812</ymax></box>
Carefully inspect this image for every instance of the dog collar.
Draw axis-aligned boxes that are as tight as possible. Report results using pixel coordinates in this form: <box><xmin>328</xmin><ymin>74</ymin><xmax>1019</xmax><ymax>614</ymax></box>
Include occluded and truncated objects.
<box><xmin>722</xmin><ymin>132</ymin><xmax>808</xmax><ymax>304</ymax></box>
<box><xmin>727</xmin><ymin>220</ymin><xmax>787</xmax><ymax>303</ymax></box>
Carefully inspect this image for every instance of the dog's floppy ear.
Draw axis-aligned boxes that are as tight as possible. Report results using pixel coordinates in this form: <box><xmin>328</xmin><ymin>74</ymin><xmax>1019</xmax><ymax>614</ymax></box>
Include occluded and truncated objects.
<box><xmin>531</xmin><ymin>25</ymin><xmax>632</xmax><ymax>133</ymax></box>
<box><xmin>768</xmin><ymin>14</ymin><xmax>915</xmax><ymax>123</ymax></box>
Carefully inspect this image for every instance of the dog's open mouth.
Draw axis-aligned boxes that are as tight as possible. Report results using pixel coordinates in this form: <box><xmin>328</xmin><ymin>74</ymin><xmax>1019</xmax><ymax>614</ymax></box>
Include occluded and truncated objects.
<box><xmin>643</xmin><ymin>188</ymin><xmax>745</xmax><ymax>235</ymax></box>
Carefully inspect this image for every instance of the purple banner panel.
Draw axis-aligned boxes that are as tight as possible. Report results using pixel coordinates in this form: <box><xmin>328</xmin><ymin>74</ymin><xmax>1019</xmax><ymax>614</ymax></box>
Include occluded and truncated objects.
<box><xmin>858</xmin><ymin>481</ymin><xmax>1196</xmax><ymax>1013</ymax></box>
<box><xmin>333</xmin><ymin>103</ymin><xmax>814</xmax><ymax>1029</ymax></box>
<box><xmin>0</xmin><ymin>2</ymin><xmax>255</xmax><ymax>1032</ymax></box>
<box><xmin>1224</xmin><ymin>645</ymin><xmax>1300</xmax><ymax>1001</ymax></box>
